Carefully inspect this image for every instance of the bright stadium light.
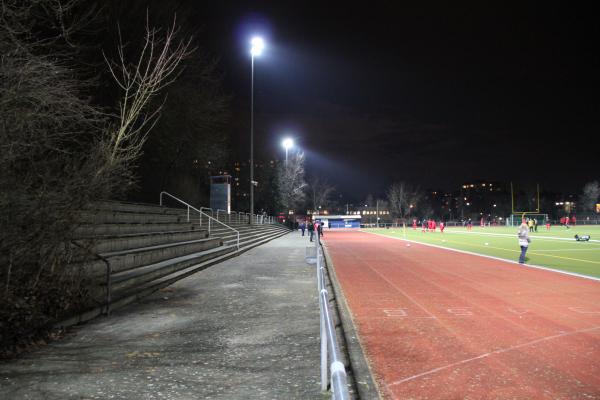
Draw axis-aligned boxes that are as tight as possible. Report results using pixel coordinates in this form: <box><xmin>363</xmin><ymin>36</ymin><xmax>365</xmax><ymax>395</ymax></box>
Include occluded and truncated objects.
<box><xmin>282</xmin><ymin>137</ymin><xmax>294</xmax><ymax>164</ymax></box>
<box><xmin>250</xmin><ymin>37</ymin><xmax>265</xmax><ymax>56</ymax></box>
<box><xmin>282</xmin><ymin>137</ymin><xmax>294</xmax><ymax>150</ymax></box>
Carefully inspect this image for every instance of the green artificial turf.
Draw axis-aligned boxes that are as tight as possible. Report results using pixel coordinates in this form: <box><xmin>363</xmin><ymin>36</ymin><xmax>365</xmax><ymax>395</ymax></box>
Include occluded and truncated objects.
<box><xmin>369</xmin><ymin>225</ymin><xmax>600</xmax><ymax>278</ymax></box>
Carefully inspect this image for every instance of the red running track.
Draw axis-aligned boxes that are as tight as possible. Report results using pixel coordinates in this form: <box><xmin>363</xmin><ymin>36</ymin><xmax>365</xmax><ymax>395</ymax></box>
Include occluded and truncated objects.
<box><xmin>324</xmin><ymin>230</ymin><xmax>600</xmax><ymax>399</ymax></box>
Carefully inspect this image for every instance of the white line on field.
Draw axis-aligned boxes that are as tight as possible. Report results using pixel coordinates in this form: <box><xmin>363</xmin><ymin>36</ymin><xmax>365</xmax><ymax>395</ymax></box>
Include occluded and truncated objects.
<box><xmin>443</xmin><ymin>229</ymin><xmax>600</xmax><ymax>243</ymax></box>
<box><xmin>361</xmin><ymin>230</ymin><xmax>600</xmax><ymax>283</ymax></box>
<box><xmin>533</xmin><ymin>248</ymin><xmax>600</xmax><ymax>252</ymax></box>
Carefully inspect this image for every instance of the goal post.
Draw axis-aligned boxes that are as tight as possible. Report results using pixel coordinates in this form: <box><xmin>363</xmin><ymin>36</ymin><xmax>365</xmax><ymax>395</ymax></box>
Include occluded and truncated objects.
<box><xmin>507</xmin><ymin>213</ymin><xmax>549</xmax><ymax>227</ymax></box>
<box><xmin>508</xmin><ymin>182</ymin><xmax>548</xmax><ymax>226</ymax></box>
<box><xmin>511</xmin><ymin>182</ymin><xmax>541</xmax><ymax>214</ymax></box>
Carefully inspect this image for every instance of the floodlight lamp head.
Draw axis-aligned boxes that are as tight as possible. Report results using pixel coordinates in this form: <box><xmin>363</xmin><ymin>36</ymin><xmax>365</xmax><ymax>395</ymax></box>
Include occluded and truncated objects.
<box><xmin>282</xmin><ymin>138</ymin><xmax>294</xmax><ymax>150</ymax></box>
<box><xmin>250</xmin><ymin>37</ymin><xmax>265</xmax><ymax>57</ymax></box>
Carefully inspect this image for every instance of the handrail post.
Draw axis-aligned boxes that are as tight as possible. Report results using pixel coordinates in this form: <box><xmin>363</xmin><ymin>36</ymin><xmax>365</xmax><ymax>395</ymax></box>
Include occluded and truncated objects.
<box><xmin>106</xmin><ymin>259</ymin><xmax>112</xmax><ymax>316</ymax></box>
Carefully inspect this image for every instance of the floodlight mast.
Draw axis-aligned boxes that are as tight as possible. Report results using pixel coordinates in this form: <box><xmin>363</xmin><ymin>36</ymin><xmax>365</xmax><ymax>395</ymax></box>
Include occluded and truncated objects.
<box><xmin>249</xmin><ymin>37</ymin><xmax>265</xmax><ymax>224</ymax></box>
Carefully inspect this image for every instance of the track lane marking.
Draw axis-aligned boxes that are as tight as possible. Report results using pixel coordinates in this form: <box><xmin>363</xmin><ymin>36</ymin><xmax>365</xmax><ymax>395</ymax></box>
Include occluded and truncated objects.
<box><xmin>387</xmin><ymin>325</ymin><xmax>600</xmax><ymax>388</ymax></box>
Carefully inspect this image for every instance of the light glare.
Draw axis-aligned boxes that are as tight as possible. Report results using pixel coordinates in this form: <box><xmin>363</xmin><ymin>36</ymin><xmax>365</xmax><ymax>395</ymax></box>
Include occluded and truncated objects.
<box><xmin>282</xmin><ymin>138</ymin><xmax>294</xmax><ymax>150</ymax></box>
<box><xmin>250</xmin><ymin>37</ymin><xmax>265</xmax><ymax>56</ymax></box>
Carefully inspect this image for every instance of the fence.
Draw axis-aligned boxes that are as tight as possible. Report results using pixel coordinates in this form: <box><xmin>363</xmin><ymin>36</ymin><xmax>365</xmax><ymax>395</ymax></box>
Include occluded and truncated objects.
<box><xmin>307</xmin><ymin>233</ymin><xmax>350</xmax><ymax>399</ymax></box>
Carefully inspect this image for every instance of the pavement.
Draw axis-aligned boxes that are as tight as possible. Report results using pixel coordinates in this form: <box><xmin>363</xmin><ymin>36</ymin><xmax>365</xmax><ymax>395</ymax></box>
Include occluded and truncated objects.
<box><xmin>0</xmin><ymin>232</ymin><xmax>343</xmax><ymax>399</ymax></box>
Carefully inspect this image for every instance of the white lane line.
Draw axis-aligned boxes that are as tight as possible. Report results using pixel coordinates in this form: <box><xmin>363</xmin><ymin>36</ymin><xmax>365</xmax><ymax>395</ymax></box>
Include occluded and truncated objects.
<box><xmin>443</xmin><ymin>229</ymin><xmax>600</xmax><ymax>243</ymax></box>
<box><xmin>361</xmin><ymin>230</ymin><xmax>600</xmax><ymax>283</ymax></box>
<box><xmin>531</xmin><ymin>248</ymin><xmax>600</xmax><ymax>252</ymax></box>
<box><xmin>387</xmin><ymin>325</ymin><xmax>600</xmax><ymax>388</ymax></box>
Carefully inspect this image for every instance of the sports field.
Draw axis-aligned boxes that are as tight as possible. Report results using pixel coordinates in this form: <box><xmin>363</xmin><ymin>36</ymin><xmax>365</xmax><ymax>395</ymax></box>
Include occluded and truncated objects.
<box><xmin>369</xmin><ymin>225</ymin><xmax>600</xmax><ymax>279</ymax></box>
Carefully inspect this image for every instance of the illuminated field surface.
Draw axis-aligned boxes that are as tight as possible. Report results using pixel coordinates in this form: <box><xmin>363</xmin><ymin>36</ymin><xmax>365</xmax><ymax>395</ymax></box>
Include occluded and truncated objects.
<box><xmin>368</xmin><ymin>225</ymin><xmax>600</xmax><ymax>278</ymax></box>
<box><xmin>324</xmin><ymin>230</ymin><xmax>600</xmax><ymax>399</ymax></box>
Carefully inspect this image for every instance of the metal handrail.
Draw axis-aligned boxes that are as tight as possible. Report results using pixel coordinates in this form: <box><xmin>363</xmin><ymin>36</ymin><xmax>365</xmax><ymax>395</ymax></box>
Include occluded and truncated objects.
<box><xmin>71</xmin><ymin>240</ymin><xmax>112</xmax><ymax>315</ymax></box>
<box><xmin>315</xmin><ymin>232</ymin><xmax>350</xmax><ymax>399</ymax></box>
<box><xmin>216</xmin><ymin>209</ymin><xmax>227</xmax><ymax>222</ymax></box>
<box><xmin>159</xmin><ymin>192</ymin><xmax>239</xmax><ymax>250</ymax></box>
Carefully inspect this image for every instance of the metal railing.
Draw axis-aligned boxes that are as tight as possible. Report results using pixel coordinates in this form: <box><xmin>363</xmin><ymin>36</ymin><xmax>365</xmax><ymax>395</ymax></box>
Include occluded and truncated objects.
<box><xmin>313</xmin><ymin>232</ymin><xmax>350</xmax><ymax>399</ymax></box>
<box><xmin>71</xmin><ymin>240</ymin><xmax>113</xmax><ymax>315</ymax></box>
<box><xmin>160</xmin><ymin>192</ymin><xmax>239</xmax><ymax>250</ymax></box>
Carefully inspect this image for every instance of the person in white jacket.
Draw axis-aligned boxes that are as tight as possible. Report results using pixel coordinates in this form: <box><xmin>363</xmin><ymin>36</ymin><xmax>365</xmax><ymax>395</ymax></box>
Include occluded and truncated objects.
<box><xmin>518</xmin><ymin>219</ymin><xmax>531</xmax><ymax>264</ymax></box>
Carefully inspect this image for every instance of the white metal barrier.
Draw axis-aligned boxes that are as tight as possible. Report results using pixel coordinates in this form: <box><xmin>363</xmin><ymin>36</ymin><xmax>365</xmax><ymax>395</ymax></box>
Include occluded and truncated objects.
<box><xmin>311</xmin><ymin>232</ymin><xmax>350</xmax><ymax>399</ymax></box>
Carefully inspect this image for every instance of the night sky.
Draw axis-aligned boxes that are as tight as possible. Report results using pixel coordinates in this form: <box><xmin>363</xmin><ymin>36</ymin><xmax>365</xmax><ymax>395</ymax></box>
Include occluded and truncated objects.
<box><xmin>192</xmin><ymin>2</ymin><xmax>598</xmax><ymax>199</ymax></box>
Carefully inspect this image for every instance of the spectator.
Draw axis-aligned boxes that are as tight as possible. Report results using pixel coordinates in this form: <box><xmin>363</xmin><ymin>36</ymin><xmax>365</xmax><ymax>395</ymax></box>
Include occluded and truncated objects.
<box><xmin>518</xmin><ymin>219</ymin><xmax>531</xmax><ymax>264</ymax></box>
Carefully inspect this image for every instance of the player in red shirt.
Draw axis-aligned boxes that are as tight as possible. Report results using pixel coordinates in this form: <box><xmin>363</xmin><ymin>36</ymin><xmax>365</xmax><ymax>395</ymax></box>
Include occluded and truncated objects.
<box><xmin>412</xmin><ymin>219</ymin><xmax>417</xmax><ymax>230</ymax></box>
<box><xmin>432</xmin><ymin>220</ymin><xmax>437</xmax><ymax>232</ymax></box>
<box><xmin>440</xmin><ymin>221</ymin><xmax>445</xmax><ymax>233</ymax></box>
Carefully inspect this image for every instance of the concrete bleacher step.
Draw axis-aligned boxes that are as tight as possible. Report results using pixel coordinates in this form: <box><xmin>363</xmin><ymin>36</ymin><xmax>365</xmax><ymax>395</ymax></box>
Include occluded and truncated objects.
<box><xmin>86</xmin><ymin>229</ymin><xmax>210</xmax><ymax>254</ymax></box>
<box><xmin>109</xmin><ymin>228</ymin><xmax>291</xmax><ymax>308</ymax></box>
<box><xmin>83</xmin><ymin>237</ymin><xmax>223</xmax><ymax>277</ymax></box>
<box><xmin>109</xmin><ymin>245</ymin><xmax>236</xmax><ymax>294</ymax></box>
<box><xmin>89</xmin><ymin>226</ymin><xmax>290</xmax><ymax>302</ymax></box>
<box><xmin>91</xmin><ymin>200</ymin><xmax>187</xmax><ymax>215</ymax></box>
<box><xmin>60</xmin><ymin>199</ymin><xmax>291</xmax><ymax>329</ymax></box>
<box><xmin>78</xmin><ymin>210</ymin><xmax>187</xmax><ymax>224</ymax></box>
<box><xmin>75</xmin><ymin>222</ymin><xmax>202</xmax><ymax>237</ymax></box>
<box><xmin>220</xmin><ymin>226</ymin><xmax>289</xmax><ymax>246</ymax></box>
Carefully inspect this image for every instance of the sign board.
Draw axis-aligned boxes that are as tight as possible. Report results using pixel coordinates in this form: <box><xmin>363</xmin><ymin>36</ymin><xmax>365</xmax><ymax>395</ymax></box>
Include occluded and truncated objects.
<box><xmin>210</xmin><ymin>175</ymin><xmax>231</xmax><ymax>213</ymax></box>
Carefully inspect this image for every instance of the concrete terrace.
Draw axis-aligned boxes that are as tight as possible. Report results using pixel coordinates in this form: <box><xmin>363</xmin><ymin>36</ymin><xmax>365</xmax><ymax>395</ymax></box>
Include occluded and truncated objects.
<box><xmin>0</xmin><ymin>233</ymin><xmax>333</xmax><ymax>399</ymax></box>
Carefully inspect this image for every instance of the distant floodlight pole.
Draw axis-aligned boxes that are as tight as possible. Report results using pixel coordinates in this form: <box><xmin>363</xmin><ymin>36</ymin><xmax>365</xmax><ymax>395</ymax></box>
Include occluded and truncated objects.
<box><xmin>249</xmin><ymin>37</ymin><xmax>264</xmax><ymax>224</ymax></box>
<box><xmin>282</xmin><ymin>137</ymin><xmax>294</xmax><ymax>164</ymax></box>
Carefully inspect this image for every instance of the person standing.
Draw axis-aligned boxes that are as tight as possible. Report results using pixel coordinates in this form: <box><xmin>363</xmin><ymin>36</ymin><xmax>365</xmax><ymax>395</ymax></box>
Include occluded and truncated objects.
<box><xmin>518</xmin><ymin>219</ymin><xmax>531</xmax><ymax>264</ymax></box>
<box><xmin>307</xmin><ymin>220</ymin><xmax>315</xmax><ymax>242</ymax></box>
<box><xmin>300</xmin><ymin>221</ymin><xmax>306</xmax><ymax>236</ymax></box>
<box><xmin>317</xmin><ymin>221</ymin><xmax>324</xmax><ymax>239</ymax></box>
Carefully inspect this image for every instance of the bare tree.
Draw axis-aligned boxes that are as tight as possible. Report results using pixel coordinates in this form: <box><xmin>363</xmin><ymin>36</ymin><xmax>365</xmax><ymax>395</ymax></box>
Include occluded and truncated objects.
<box><xmin>277</xmin><ymin>152</ymin><xmax>307</xmax><ymax>212</ymax></box>
<box><xmin>102</xmin><ymin>14</ymin><xmax>193</xmax><ymax>174</ymax></box>
<box><xmin>387</xmin><ymin>182</ymin><xmax>423</xmax><ymax>221</ymax></box>
<box><xmin>580</xmin><ymin>181</ymin><xmax>600</xmax><ymax>213</ymax></box>
<box><xmin>307</xmin><ymin>175</ymin><xmax>335</xmax><ymax>211</ymax></box>
<box><xmin>0</xmin><ymin>2</ymin><xmax>192</xmax><ymax>353</ymax></box>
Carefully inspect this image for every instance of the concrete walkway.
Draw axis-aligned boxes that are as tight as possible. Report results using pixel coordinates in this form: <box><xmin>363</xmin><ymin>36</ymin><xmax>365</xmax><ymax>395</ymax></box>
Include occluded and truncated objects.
<box><xmin>0</xmin><ymin>233</ymin><xmax>330</xmax><ymax>399</ymax></box>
